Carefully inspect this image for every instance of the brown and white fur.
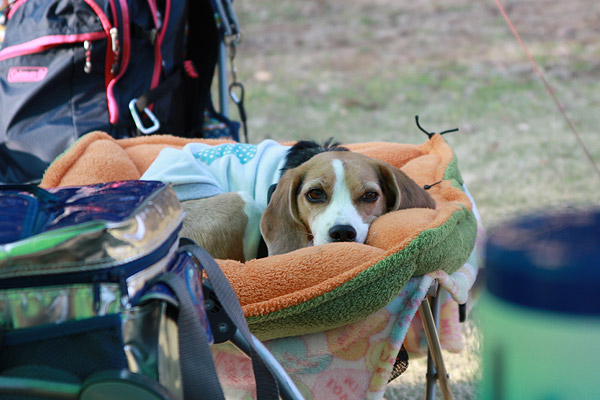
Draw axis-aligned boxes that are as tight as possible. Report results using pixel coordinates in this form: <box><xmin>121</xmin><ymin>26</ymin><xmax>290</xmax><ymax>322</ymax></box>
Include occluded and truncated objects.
<box><xmin>180</xmin><ymin>142</ymin><xmax>436</xmax><ymax>261</ymax></box>
<box><xmin>260</xmin><ymin>150</ymin><xmax>436</xmax><ymax>255</ymax></box>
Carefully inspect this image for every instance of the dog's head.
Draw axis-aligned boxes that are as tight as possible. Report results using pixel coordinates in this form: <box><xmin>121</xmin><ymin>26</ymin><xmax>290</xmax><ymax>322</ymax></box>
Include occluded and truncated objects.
<box><xmin>260</xmin><ymin>150</ymin><xmax>436</xmax><ymax>255</ymax></box>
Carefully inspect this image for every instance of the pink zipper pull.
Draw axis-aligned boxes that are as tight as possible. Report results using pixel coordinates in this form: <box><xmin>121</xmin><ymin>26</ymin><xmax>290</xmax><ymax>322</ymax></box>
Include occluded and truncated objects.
<box><xmin>110</xmin><ymin>27</ymin><xmax>120</xmax><ymax>75</ymax></box>
<box><xmin>83</xmin><ymin>40</ymin><xmax>92</xmax><ymax>73</ymax></box>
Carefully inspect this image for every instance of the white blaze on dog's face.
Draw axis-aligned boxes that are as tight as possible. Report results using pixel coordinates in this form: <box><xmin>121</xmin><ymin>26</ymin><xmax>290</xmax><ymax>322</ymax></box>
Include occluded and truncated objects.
<box><xmin>297</xmin><ymin>157</ymin><xmax>387</xmax><ymax>246</ymax></box>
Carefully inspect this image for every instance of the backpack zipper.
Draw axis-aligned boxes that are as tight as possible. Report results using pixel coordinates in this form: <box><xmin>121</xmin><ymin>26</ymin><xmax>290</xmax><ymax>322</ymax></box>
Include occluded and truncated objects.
<box><xmin>0</xmin><ymin>32</ymin><xmax>107</xmax><ymax>62</ymax></box>
<box><xmin>149</xmin><ymin>0</ymin><xmax>169</xmax><ymax>95</ymax></box>
<box><xmin>106</xmin><ymin>0</ymin><xmax>131</xmax><ymax>124</ymax></box>
<box><xmin>82</xmin><ymin>0</ymin><xmax>121</xmax><ymax>84</ymax></box>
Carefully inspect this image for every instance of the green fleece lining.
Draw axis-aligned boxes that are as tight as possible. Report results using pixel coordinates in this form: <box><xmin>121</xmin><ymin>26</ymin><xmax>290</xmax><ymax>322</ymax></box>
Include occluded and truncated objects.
<box><xmin>444</xmin><ymin>150</ymin><xmax>464</xmax><ymax>190</ymax></box>
<box><xmin>248</xmin><ymin>204</ymin><xmax>477</xmax><ymax>340</ymax></box>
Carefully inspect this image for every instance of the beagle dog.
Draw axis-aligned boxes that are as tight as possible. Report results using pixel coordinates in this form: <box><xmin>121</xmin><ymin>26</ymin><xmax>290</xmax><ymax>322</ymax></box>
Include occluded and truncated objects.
<box><xmin>176</xmin><ymin>140</ymin><xmax>436</xmax><ymax>261</ymax></box>
<box><xmin>260</xmin><ymin>144</ymin><xmax>436</xmax><ymax>255</ymax></box>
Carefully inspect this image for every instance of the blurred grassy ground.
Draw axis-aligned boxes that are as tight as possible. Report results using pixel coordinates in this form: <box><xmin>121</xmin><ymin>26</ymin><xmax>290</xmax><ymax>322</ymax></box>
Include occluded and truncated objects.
<box><xmin>230</xmin><ymin>0</ymin><xmax>600</xmax><ymax>398</ymax></box>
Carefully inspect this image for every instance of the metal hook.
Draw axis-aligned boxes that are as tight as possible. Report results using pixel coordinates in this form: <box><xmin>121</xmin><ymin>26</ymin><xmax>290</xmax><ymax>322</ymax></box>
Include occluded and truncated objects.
<box><xmin>129</xmin><ymin>99</ymin><xmax>160</xmax><ymax>135</ymax></box>
<box><xmin>229</xmin><ymin>82</ymin><xmax>248</xmax><ymax>143</ymax></box>
<box><xmin>229</xmin><ymin>82</ymin><xmax>244</xmax><ymax>105</ymax></box>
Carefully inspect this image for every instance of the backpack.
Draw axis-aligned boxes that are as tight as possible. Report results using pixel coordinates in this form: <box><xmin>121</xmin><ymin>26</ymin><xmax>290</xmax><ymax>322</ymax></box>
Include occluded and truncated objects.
<box><xmin>0</xmin><ymin>181</ymin><xmax>282</xmax><ymax>399</ymax></box>
<box><xmin>0</xmin><ymin>0</ymin><xmax>239</xmax><ymax>184</ymax></box>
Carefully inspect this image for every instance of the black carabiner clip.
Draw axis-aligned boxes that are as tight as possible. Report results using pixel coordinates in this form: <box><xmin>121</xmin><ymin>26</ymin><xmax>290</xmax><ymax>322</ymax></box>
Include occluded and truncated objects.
<box><xmin>229</xmin><ymin>81</ymin><xmax>244</xmax><ymax>107</ymax></box>
<box><xmin>229</xmin><ymin>82</ymin><xmax>248</xmax><ymax>143</ymax></box>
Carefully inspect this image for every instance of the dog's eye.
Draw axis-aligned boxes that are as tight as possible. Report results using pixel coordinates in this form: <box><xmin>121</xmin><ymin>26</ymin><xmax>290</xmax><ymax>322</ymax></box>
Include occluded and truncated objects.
<box><xmin>361</xmin><ymin>192</ymin><xmax>379</xmax><ymax>202</ymax></box>
<box><xmin>306</xmin><ymin>189</ymin><xmax>326</xmax><ymax>202</ymax></box>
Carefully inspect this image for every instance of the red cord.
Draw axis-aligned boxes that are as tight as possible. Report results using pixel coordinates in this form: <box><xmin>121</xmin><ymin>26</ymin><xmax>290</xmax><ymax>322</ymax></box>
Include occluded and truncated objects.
<box><xmin>494</xmin><ymin>0</ymin><xmax>600</xmax><ymax>178</ymax></box>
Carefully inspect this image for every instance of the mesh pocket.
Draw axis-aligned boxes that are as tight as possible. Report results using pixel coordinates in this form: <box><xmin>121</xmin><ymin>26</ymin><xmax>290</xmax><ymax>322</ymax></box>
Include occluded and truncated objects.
<box><xmin>0</xmin><ymin>315</ymin><xmax>128</xmax><ymax>381</ymax></box>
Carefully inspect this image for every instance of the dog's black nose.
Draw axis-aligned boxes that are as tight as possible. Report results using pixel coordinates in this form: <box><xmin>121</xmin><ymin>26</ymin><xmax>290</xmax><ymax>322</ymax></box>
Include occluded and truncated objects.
<box><xmin>328</xmin><ymin>225</ymin><xmax>357</xmax><ymax>242</ymax></box>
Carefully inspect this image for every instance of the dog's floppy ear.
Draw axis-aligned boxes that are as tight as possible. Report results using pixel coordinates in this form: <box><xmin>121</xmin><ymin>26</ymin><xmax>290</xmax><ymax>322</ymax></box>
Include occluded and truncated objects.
<box><xmin>260</xmin><ymin>168</ymin><xmax>308</xmax><ymax>255</ymax></box>
<box><xmin>378</xmin><ymin>162</ymin><xmax>437</xmax><ymax>210</ymax></box>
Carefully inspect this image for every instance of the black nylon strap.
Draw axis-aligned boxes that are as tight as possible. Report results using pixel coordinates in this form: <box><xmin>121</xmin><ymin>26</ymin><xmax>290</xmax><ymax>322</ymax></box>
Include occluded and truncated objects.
<box><xmin>135</xmin><ymin>69</ymin><xmax>184</xmax><ymax>112</ymax></box>
<box><xmin>156</xmin><ymin>271</ymin><xmax>225</xmax><ymax>400</ymax></box>
<box><xmin>180</xmin><ymin>244</ymin><xmax>280</xmax><ymax>400</ymax></box>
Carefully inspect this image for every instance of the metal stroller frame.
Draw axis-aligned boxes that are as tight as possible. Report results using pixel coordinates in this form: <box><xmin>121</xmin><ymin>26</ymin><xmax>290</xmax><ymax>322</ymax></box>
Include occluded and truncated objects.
<box><xmin>213</xmin><ymin>0</ymin><xmax>240</xmax><ymax>119</ymax></box>
<box><xmin>422</xmin><ymin>282</ymin><xmax>455</xmax><ymax>400</ymax></box>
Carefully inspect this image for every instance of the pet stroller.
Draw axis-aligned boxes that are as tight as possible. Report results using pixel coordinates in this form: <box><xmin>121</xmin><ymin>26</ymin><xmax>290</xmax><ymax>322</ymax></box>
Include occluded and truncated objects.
<box><xmin>0</xmin><ymin>0</ymin><xmax>481</xmax><ymax>398</ymax></box>
<box><xmin>33</xmin><ymin>129</ymin><xmax>482</xmax><ymax>400</ymax></box>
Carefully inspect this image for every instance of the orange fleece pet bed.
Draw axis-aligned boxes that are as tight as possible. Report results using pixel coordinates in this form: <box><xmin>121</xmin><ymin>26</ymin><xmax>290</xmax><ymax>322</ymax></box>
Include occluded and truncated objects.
<box><xmin>41</xmin><ymin>131</ymin><xmax>477</xmax><ymax>340</ymax></box>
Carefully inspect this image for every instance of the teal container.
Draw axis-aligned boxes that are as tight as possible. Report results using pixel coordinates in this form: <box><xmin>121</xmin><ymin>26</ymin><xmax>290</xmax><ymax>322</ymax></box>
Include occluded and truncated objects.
<box><xmin>480</xmin><ymin>207</ymin><xmax>600</xmax><ymax>400</ymax></box>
